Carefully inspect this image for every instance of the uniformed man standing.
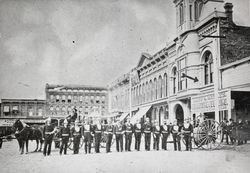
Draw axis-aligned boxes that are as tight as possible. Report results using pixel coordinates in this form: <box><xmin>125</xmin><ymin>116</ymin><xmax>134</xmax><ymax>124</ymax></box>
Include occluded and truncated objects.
<box><xmin>93</xmin><ymin>119</ymin><xmax>103</xmax><ymax>153</ymax></box>
<box><xmin>171</xmin><ymin>120</ymin><xmax>181</xmax><ymax>151</ymax></box>
<box><xmin>43</xmin><ymin>117</ymin><xmax>55</xmax><ymax>156</ymax></box>
<box><xmin>134</xmin><ymin>119</ymin><xmax>142</xmax><ymax>151</ymax></box>
<box><xmin>153</xmin><ymin>121</ymin><xmax>161</xmax><ymax>150</ymax></box>
<box><xmin>143</xmin><ymin>117</ymin><xmax>152</xmax><ymax>151</ymax></box>
<box><xmin>181</xmin><ymin>118</ymin><xmax>193</xmax><ymax>151</ymax></box>
<box><xmin>125</xmin><ymin>118</ymin><xmax>133</xmax><ymax>152</ymax></box>
<box><xmin>221</xmin><ymin>118</ymin><xmax>229</xmax><ymax>144</ymax></box>
<box><xmin>161</xmin><ymin>120</ymin><xmax>170</xmax><ymax>150</ymax></box>
<box><xmin>114</xmin><ymin>121</ymin><xmax>125</xmax><ymax>152</ymax></box>
<box><xmin>59</xmin><ymin>119</ymin><xmax>71</xmax><ymax>155</ymax></box>
<box><xmin>71</xmin><ymin>119</ymin><xmax>82</xmax><ymax>154</ymax></box>
<box><xmin>83</xmin><ymin>118</ymin><xmax>93</xmax><ymax>154</ymax></box>
<box><xmin>105</xmin><ymin>119</ymin><xmax>114</xmax><ymax>153</ymax></box>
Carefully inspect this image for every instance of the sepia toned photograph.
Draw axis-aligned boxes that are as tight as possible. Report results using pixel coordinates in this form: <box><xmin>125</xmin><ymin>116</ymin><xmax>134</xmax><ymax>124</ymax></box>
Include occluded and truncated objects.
<box><xmin>0</xmin><ymin>0</ymin><xmax>250</xmax><ymax>172</ymax></box>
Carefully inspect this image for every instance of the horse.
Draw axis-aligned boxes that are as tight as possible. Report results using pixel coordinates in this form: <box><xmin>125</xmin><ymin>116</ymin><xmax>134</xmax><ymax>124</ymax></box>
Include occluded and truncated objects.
<box><xmin>12</xmin><ymin>119</ymin><xmax>44</xmax><ymax>154</ymax></box>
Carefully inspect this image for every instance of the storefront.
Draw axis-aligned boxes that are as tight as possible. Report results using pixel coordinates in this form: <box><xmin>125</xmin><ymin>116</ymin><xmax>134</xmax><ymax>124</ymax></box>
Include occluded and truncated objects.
<box><xmin>191</xmin><ymin>89</ymin><xmax>232</xmax><ymax>122</ymax></box>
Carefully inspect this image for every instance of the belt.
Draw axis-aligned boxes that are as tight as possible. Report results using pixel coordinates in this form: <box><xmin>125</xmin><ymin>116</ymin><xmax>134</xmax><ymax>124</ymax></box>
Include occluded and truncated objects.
<box><xmin>116</xmin><ymin>132</ymin><xmax>123</xmax><ymax>134</ymax></box>
<box><xmin>126</xmin><ymin>131</ymin><xmax>132</xmax><ymax>133</ymax></box>
<box><xmin>62</xmin><ymin>134</ymin><xmax>69</xmax><ymax>136</ymax></box>
<box><xmin>162</xmin><ymin>132</ymin><xmax>168</xmax><ymax>134</ymax></box>
<box><xmin>84</xmin><ymin>131</ymin><xmax>90</xmax><ymax>133</ymax></box>
<box><xmin>144</xmin><ymin>131</ymin><xmax>151</xmax><ymax>133</ymax></box>
<box><xmin>135</xmin><ymin>130</ymin><xmax>141</xmax><ymax>133</ymax></box>
<box><xmin>95</xmin><ymin>131</ymin><xmax>102</xmax><ymax>133</ymax></box>
<box><xmin>45</xmin><ymin>132</ymin><xmax>52</xmax><ymax>135</ymax></box>
<box><xmin>73</xmin><ymin>133</ymin><xmax>80</xmax><ymax>136</ymax></box>
<box><xmin>106</xmin><ymin>132</ymin><xmax>113</xmax><ymax>134</ymax></box>
<box><xmin>154</xmin><ymin>132</ymin><xmax>160</xmax><ymax>134</ymax></box>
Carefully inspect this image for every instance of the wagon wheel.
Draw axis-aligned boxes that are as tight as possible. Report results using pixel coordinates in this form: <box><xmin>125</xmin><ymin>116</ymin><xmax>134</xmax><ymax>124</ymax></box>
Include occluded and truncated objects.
<box><xmin>195</xmin><ymin>119</ymin><xmax>222</xmax><ymax>150</ymax></box>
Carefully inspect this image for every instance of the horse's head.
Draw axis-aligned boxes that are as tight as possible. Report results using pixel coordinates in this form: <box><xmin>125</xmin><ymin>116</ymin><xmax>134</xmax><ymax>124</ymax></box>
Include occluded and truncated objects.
<box><xmin>12</xmin><ymin>119</ymin><xmax>24</xmax><ymax>132</ymax></box>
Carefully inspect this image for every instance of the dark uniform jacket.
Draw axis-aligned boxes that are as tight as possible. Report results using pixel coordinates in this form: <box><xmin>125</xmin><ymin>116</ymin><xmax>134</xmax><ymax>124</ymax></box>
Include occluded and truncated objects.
<box><xmin>93</xmin><ymin>124</ymin><xmax>103</xmax><ymax>134</ymax></box>
<box><xmin>181</xmin><ymin>123</ymin><xmax>193</xmax><ymax>135</ymax></box>
<box><xmin>59</xmin><ymin>126</ymin><xmax>71</xmax><ymax>140</ymax></box>
<box><xmin>83</xmin><ymin>124</ymin><xmax>93</xmax><ymax>137</ymax></box>
<box><xmin>161</xmin><ymin>124</ymin><xmax>170</xmax><ymax>135</ymax></box>
<box><xmin>105</xmin><ymin>124</ymin><xmax>114</xmax><ymax>134</ymax></box>
<box><xmin>143</xmin><ymin>122</ymin><xmax>152</xmax><ymax>134</ymax></box>
<box><xmin>153</xmin><ymin>125</ymin><xmax>161</xmax><ymax>135</ymax></box>
<box><xmin>71</xmin><ymin>126</ymin><xmax>82</xmax><ymax>138</ymax></box>
<box><xmin>171</xmin><ymin>124</ymin><xmax>181</xmax><ymax>136</ymax></box>
<box><xmin>114</xmin><ymin>124</ymin><xmax>125</xmax><ymax>135</ymax></box>
<box><xmin>134</xmin><ymin>123</ymin><xmax>142</xmax><ymax>133</ymax></box>
<box><xmin>43</xmin><ymin>125</ymin><xmax>55</xmax><ymax>140</ymax></box>
<box><xmin>125</xmin><ymin>123</ymin><xmax>133</xmax><ymax>135</ymax></box>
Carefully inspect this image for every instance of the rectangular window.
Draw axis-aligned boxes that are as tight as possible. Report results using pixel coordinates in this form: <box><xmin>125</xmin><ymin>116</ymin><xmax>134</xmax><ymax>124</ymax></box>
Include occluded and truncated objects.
<box><xmin>178</xmin><ymin>58</ymin><xmax>187</xmax><ymax>91</ymax></box>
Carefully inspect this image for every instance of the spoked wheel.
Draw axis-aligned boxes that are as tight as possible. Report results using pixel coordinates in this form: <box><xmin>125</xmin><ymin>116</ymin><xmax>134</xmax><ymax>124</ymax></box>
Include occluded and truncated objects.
<box><xmin>195</xmin><ymin>119</ymin><xmax>222</xmax><ymax>150</ymax></box>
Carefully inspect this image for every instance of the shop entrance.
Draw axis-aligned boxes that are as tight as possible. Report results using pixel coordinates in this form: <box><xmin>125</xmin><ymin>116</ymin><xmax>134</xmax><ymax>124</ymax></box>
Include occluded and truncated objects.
<box><xmin>175</xmin><ymin>104</ymin><xmax>184</xmax><ymax>125</ymax></box>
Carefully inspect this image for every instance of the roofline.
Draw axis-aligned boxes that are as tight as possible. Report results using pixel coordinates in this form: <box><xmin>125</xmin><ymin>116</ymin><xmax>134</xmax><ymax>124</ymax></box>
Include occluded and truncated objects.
<box><xmin>45</xmin><ymin>84</ymin><xmax>107</xmax><ymax>90</ymax></box>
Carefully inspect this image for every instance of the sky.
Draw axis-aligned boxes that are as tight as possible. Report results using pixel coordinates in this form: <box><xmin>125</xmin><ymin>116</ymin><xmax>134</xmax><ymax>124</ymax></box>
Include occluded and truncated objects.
<box><xmin>0</xmin><ymin>0</ymin><xmax>249</xmax><ymax>100</ymax></box>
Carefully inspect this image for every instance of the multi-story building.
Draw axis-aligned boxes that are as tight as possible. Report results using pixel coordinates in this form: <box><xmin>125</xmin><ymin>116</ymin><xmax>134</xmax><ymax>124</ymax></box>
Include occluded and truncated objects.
<box><xmin>109</xmin><ymin>0</ymin><xmax>250</xmax><ymax>125</ymax></box>
<box><xmin>45</xmin><ymin>84</ymin><xmax>108</xmax><ymax>120</ymax></box>
<box><xmin>0</xmin><ymin>99</ymin><xmax>46</xmax><ymax>127</ymax></box>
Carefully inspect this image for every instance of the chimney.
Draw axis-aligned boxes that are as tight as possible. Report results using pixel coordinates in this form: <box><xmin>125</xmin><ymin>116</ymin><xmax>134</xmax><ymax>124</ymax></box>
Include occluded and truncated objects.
<box><xmin>224</xmin><ymin>2</ymin><xmax>233</xmax><ymax>22</ymax></box>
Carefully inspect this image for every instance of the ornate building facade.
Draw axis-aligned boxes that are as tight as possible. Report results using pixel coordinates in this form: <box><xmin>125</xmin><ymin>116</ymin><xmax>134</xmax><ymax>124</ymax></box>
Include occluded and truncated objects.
<box><xmin>109</xmin><ymin>0</ymin><xmax>250</xmax><ymax>125</ymax></box>
<box><xmin>45</xmin><ymin>84</ymin><xmax>108</xmax><ymax>120</ymax></box>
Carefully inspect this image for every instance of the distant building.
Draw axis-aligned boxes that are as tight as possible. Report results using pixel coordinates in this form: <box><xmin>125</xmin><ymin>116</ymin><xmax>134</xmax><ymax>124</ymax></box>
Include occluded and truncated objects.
<box><xmin>0</xmin><ymin>99</ymin><xmax>46</xmax><ymax>127</ymax></box>
<box><xmin>45</xmin><ymin>84</ymin><xmax>108</xmax><ymax>120</ymax></box>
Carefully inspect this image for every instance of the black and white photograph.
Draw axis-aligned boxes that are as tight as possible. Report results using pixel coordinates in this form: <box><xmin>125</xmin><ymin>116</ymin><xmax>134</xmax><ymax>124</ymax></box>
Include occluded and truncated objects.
<box><xmin>0</xmin><ymin>0</ymin><xmax>250</xmax><ymax>172</ymax></box>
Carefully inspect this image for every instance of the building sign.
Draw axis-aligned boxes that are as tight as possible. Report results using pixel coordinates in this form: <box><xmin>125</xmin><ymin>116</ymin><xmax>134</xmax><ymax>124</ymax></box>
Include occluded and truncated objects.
<box><xmin>0</xmin><ymin>119</ymin><xmax>16</xmax><ymax>127</ymax></box>
<box><xmin>191</xmin><ymin>90</ymin><xmax>231</xmax><ymax>113</ymax></box>
<box><xmin>0</xmin><ymin>119</ymin><xmax>45</xmax><ymax>127</ymax></box>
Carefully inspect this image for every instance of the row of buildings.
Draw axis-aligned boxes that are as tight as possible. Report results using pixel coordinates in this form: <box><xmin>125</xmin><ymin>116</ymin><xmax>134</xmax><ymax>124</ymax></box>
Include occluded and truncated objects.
<box><xmin>109</xmin><ymin>0</ymin><xmax>250</xmax><ymax>125</ymax></box>
<box><xmin>0</xmin><ymin>84</ymin><xmax>108</xmax><ymax>127</ymax></box>
<box><xmin>1</xmin><ymin>0</ymin><xmax>250</xmax><ymax>129</ymax></box>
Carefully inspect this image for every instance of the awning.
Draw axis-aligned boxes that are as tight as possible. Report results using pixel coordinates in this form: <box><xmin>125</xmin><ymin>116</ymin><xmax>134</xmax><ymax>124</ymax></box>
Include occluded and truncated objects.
<box><xmin>130</xmin><ymin>105</ymin><xmax>151</xmax><ymax>124</ymax></box>
<box><xmin>118</xmin><ymin>112</ymin><xmax>129</xmax><ymax>122</ymax></box>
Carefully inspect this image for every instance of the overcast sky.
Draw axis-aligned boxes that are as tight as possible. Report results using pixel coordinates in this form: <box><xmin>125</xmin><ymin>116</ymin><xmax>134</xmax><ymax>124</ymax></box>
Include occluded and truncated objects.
<box><xmin>0</xmin><ymin>0</ymin><xmax>249</xmax><ymax>100</ymax></box>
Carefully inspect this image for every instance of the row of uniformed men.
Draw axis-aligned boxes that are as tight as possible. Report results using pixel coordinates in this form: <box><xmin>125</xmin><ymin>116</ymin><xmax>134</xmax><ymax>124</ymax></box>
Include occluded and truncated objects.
<box><xmin>42</xmin><ymin>117</ymin><xmax>194</xmax><ymax>156</ymax></box>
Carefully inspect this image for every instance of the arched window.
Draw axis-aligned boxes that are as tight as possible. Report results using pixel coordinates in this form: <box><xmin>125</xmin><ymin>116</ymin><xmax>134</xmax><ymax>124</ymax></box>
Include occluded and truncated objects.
<box><xmin>195</xmin><ymin>0</ymin><xmax>203</xmax><ymax>21</ymax></box>
<box><xmin>158</xmin><ymin>76</ymin><xmax>162</xmax><ymax>99</ymax></box>
<box><xmin>145</xmin><ymin>81</ymin><xmax>148</xmax><ymax>102</ymax></box>
<box><xmin>154</xmin><ymin>78</ymin><xmax>157</xmax><ymax>100</ymax></box>
<box><xmin>179</xmin><ymin>3</ymin><xmax>184</xmax><ymax>25</ymax></box>
<box><xmin>203</xmin><ymin>51</ymin><xmax>214</xmax><ymax>85</ymax></box>
<box><xmin>142</xmin><ymin>83</ymin><xmax>145</xmax><ymax>103</ymax></box>
<box><xmin>139</xmin><ymin>85</ymin><xmax>141</xmax><ymax>104</ymax></box>
<box><xmin>172</xmin><ymin>67</ymin><xmax>177</xmax><ymax>94</ymax></box>
<box><xmin>149</xmin><ymin>80</ymin><xmax>153</xmax><ymax>101</ymax></box>
<box><xmin>164</xmin><ymin>73</ymin><xmax>168</xmax><ymax>97</ymax></box>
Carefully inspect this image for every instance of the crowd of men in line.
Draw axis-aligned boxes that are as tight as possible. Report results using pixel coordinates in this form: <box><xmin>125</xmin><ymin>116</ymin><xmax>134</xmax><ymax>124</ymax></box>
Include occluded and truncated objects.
<box><xmin>220</xmin><ymin>118</ymin><xmax>249</xmax><ymax>145</ymax></box>
<box><xmin>42</xmin><ymin>117</ymin><xmax>194</xmax><ymax>156</ymax></box>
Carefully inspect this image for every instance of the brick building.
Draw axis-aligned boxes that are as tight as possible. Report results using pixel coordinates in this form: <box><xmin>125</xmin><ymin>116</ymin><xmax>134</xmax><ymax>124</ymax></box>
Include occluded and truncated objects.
<box><xmin>109</xmin><ymin>0</ymin><xmax>250</xmax><ymax>124</ymax></box>
<box><xmin>45</xmin><ymin>84</ymin><xmax>108</xmax><ymax>120</ymax></box>
<box><xmin>0</xmin><ymin>99</ymin><xmax>46</xmax><ymax>127</ymax></box>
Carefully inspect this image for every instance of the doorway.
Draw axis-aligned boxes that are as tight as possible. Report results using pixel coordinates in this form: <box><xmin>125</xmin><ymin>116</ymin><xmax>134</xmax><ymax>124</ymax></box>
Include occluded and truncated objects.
<box><xmin>175</xmin><ymin>104</ymin><xmax>184</xmax><ymax>125</ymax></box>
